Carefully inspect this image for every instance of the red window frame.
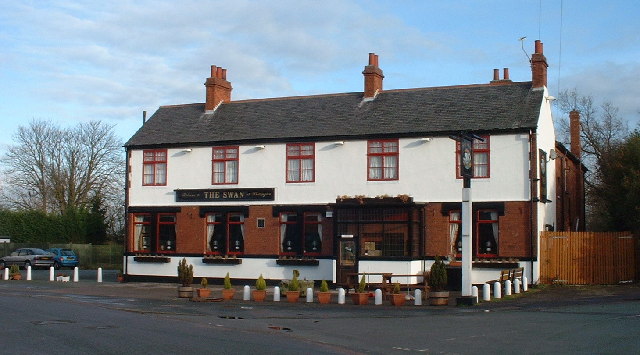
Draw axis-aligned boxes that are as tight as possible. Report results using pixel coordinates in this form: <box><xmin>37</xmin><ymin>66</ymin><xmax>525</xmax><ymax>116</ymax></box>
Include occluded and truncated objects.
<box><xmin>156</xmin><ymin>213</ymin><xmax>177</xmax><ymax>254</ymax></box>
<box><xmin>212</xmin><ymin>146</ymin><xmax>239</xmax><ymax>185</ymax></box>
<box><xmin>456</xmin><ymin>135</ymin><xmax>490</xmax><ymax>178</ymax></box>
<box><xmin>303</xmin><ymin>212</ymin><xmax>322</xmax><ymax>256</ymax></box>
<box><xmin>449</xmin><ymin>210</ymin><xmax>462</xmax><ymax>258</ymax></box>
<box><xmin>286</xmin><ymin>143</ymin><xmax>315</xmax><ymax>183</ymax></box>
<box><xmin>142</xmin><ymin>149</ymin><xmax>167</xmax><ymax>186</ymax></box>
<box><xmin>133</xmin><ymin>213</ymin><xmax>151</xmax><ymax>252</ymax></box>
<box><xmin>279</xmin><ymin>212</ymin><xmax>298</xmax><ymax>256</ymax></box>
<box><xmin>367</xmin><ymin>139</ymin><xmax>399</xmax><ymax>181</ymax></box>
<box><xmin>226</xmin><ymin>213</ymin><xmax>244</xmax><ymax>255</ymax></box>
<box><xmin>475</xmin><ymin>210</ymin><xmax>499</xmax><ymax>257</ymax></box>
<box><xmin>205</xmin><ymin>213</ymin><xmax>224</xmax><ymax>255</ymax></box>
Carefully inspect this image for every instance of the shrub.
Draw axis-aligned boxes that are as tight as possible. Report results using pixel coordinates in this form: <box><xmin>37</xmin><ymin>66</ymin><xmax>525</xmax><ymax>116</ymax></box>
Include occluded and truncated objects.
<box><xmin>9</xmin><ymin>264</ymin><xmax>20</xmax><ymax>275</ymax></box>
<box><xmin>200</xmin><ymin>277</ymin><xmax>208</xmax><ymax>289</ymax></box>
<box><xmin>429</xmin><ymin>256</ymin><xmax>448</xmax><ymax>291</ymax></box>
<box><xmin>393</xmin><ymin>282</ymin><xmax>401</xmax><ymax>294</ymax></box>
<box><xmin>357</xmin><ymin>274</ymin><xmax>366</xmax><ymax>293</ymax></box>
<box><xmin>256</xmin><ymin>274</ymin><xmax>267</xmax><ymax>290</ymax></box>
<box><xmin>177</xmin><ymin>258</ymin><xmax>193</xmax><ymax>287</ymax></box>
<box><xmin>320</xmin><ymin>280</ymin><xmax>329</xmax><ymax>292</ymax></box>
<box><xmin>289</xmin><ymin>271</ymin><xmax>300</xmax><ymax>292</ymax></box>
<box><xmin>223</xmin><ymin>272</ymin><xmax>232</xmax><ymax>289</ymax></box>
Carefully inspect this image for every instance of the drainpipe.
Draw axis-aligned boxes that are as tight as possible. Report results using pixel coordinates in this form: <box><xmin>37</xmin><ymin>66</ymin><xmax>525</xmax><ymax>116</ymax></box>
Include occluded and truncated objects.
<box><xmin>529</xmin><ymin>130</ymin><xmax>536</xmax><ymax>284</ymax></box>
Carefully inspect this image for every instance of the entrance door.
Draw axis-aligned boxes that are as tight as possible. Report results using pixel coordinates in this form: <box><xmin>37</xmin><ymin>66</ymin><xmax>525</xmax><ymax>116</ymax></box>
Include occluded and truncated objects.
<box><xmin>336</xmin><ymin>238</ymin><xmax>357</xmax><ymax>285</ymax></box>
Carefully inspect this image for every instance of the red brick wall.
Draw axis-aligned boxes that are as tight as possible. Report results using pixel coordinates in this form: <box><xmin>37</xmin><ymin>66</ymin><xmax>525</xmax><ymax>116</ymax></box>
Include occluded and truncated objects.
<box><xmin>176</xmin><ymin>206</ymin><xmax>205</xmax><ymax>253</ymax></box>
<box><xmin>244</xmin><ymin>205</ymin><xmax>278</xmax><ymax>255</ymax></box>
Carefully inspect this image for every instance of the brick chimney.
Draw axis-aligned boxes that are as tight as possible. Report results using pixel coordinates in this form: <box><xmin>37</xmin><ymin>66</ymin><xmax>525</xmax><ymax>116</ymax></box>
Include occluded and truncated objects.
<box><xmin>205</xmin><ymin>65</ymin><xmax>232</xmax><ymax>111</ymax></box>
<box><xmin>569</xmin><ymin>110</ymin><xmax>581</xmax><ymax>158</ymax></box>
<box><xmin>490</xmin><ymin>68</ymin><xmax>512</xmax><ymax>85</ymax></box>
<box><xmin>362</xmin><ymin>53</ymin><xmax>384</xmax><ymax>99</ymax></box>
<box><xmin>531</xmin><ymin>40</ymin><xmax>548</xmax><ymax>88</ymax></box>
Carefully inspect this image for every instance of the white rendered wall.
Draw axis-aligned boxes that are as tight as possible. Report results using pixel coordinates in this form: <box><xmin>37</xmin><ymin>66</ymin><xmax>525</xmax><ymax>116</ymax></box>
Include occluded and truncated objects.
<box><xmin>128</xmin><ymin>133</ymin><xmax>531</xmax><ymax>206</ymax></box>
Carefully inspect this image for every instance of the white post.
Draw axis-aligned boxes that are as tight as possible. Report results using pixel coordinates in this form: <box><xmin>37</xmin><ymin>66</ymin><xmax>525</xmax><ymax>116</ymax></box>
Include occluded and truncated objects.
<box><xmin>504</xmin><ymin>280</ymin><xmax>512</xmax><ymax>296</ymax></box>
<box><xmin>3</xmin><ymin>267</ymin><xmax>8</xmax><ymax>280</ymax></box>
<box><xmin>27</xmin><ymin>266</ymin><xmax>32</xmax><ymax>281</ymax></box>
<box><xmin>461</xmin><ymin>187</ymin><xmax>473</xmax><ymax>296</ymax></box>
<box><xmin>243</xmin><ymin>285</ymin><xmax>250</xmax><ymax>300</ymax></box>
<box><xmin>493</xmin><ymin>281</ymin><xmax>501</xmax><ymax>299</ymax></box>
<box><xmin>483</xmin><ymin>283</ymin><xmax>491</xmax><ymax>301</ymax></box>
<box><xmin>306</xmin><ymin>287</ymin><xmax>313</xmax><ymax>303</ymax></box>
<box><xmin>73</xmin><ymin>267</ymin><xmax>79</xmax><ymax>282</ymax></box>
<box><xmin>273</xmin><ymin>286</ymin><xmax>281</xmax><ymax>302</ymax></box>
<box><xmin>338</xmin><ymin>288</ymin><xmax>345</xmax><ymax>304</ymax></box>
<box><xmin>514</xmin><ymin>278</ymin><xmax>521</xmax><ymax>294</ymax></box>
<box><xmin>523</xmin><ymin>276</ymin><xmax>528</xmax><ymax>291</ymax></box>
<box><xmin>414</xmin><ymin>289</ymin><xmax>422</xmax><ymax>306</ymax></box>
<box><xmin>471</xmin><ymin>285</ymin><xmax>478</xmax><ymax>303</ymax></box>
<box><xmin>97</xmin><ymin>267</ymin><xmax>103</xmax><ymax>283</ymax></box>
<box><xmin>374</xmin><ymin>289</ymin><xmax>382</xmax><ymax>305</ymax></box>
<box><xmin>49</xmin><ymin>267</ymin><xmax>55</xmax><ymax>281</ymax></box>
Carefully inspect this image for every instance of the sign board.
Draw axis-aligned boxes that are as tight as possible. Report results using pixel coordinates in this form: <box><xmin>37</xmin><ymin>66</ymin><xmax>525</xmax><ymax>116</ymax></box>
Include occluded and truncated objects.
<box><xmin>175</xmin><ymin>188</ymin><xmax>275</xmax><ymax>202</ymax></box>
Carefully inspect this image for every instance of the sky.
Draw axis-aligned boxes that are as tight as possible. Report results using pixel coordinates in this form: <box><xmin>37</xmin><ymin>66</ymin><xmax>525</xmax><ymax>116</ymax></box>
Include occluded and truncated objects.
<box><xmin>1</xmin><ymin>0</ymin><xmax>639</xmax><ymax>153</ymax></box>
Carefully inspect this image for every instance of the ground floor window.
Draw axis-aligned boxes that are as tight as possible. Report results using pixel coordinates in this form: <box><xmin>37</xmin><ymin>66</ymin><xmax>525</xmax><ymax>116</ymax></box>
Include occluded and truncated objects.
<box><xmin>280</xmin><ymin>212</ymin><xmax>322</xmax><ymax>256</ymax></box>
<box><xmin>449</xmin><ymin>209</ymin><xmax>499</xmax><ymax>258</ymax></box>
<box><xmin>206</xmin><ymin>212</ymin><xmax>245</xmax><ymax>255</ymax></box>
<box><xmin>132</xmin><ymin>213</ymin><xmax>176</xmax><ymax>253</ymax></box>
<box><xmin>336</xmin><ymin>208</ymin><xmax>411</xmax><ymax>258</ymax></box>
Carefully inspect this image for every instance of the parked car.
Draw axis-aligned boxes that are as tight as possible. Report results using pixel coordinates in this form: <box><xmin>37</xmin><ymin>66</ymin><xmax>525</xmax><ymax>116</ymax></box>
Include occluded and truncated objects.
<box><xmin>0</xmin><ymin>248</ymin><xmax>55</xmax><ymax>269</ymax></box>
<box><xmin>47</xmin><ymin>248</ymin><xmax>79</xmax><ymax>269</ymax></box>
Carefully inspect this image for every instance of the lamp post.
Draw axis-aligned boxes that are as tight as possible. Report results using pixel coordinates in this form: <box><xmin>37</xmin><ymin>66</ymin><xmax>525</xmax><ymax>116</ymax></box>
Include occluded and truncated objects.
<box><xmin>450</xmin><ymin>133</ymin><xmax>484</xmax><ymax>305</ymax></box>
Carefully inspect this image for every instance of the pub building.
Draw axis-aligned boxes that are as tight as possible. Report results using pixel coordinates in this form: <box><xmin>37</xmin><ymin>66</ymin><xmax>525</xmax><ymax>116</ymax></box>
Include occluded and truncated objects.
<box><xmin>124</xmin><ymin>41</ymin><xmax>585</xmax><ymax>287</ymax></box>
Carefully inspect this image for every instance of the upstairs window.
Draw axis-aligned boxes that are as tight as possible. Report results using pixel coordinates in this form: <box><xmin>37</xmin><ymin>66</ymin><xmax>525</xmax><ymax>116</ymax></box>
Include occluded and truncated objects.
<box><xmin>456</xmin><ymin>136</ymin><xmax>490</xmax><ymax>178</ymax></box>
<box><xmin>367</xmin><ymin>139</ymin><xmax>399</xmax><ymax>181</ymax></box>
<box><xmin>143</xmin><ymin>149</ymin><xmax>167</xmax><ymax>186</ymax></box>
<box><xmin>212</xmin><ymin>146</ymin><xmax>239</xmax><ymax>184</ymax></box>
<box><xmin>286</xmin><ymin>143</ymin><xmax>315</xmax><ymax>182</ymax></box>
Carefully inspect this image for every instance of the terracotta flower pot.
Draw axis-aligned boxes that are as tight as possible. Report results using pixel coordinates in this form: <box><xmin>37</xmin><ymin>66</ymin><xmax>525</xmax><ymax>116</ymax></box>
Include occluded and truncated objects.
<box><xmin>197</xmin><ymin>288</ymin><xmax>211</xmax><ymax>298</ymax></box>
<box><xmin>391</xmin><ymin>293</ymin><xmax>406</xmax><ymax>306</ymax></box>
<box><xmin>221</xmin><ymin>288</ymin><xmax>235</xmax><ymax>300</ymax></box>
<box><xmin>429</xmin><ymin>291</ymin><xmax>450</xmax><ymax>306</ymax></box>
<box><xmin>11</xmin><ymin>273</ymin><xmax>22</xmax><ymax>281</ymax></box>
<box><xmin>317</xmin><ymin>291</ymin><xmax>332</xmax><ymax>304</ymax></box>
<box><xmin>252</xmin><ymin>289</ymin><xmax>267</xmax><ymax>302</ymax></box>
<box><xmin>286</xmin><ymin>290</ymin><xmax>300</xmax><ymax>303</ymax></box>
<box><xmin>351</xmin><ymin>292</ymin><xmax>369</xmax><ymax>305</ymax></box>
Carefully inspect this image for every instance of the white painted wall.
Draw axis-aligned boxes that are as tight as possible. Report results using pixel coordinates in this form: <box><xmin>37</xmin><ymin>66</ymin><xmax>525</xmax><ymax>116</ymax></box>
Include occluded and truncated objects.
<box><xmin>128</xmin><ymin>133</ymin><xmax>531</xmax><ymax>206</ymax></box>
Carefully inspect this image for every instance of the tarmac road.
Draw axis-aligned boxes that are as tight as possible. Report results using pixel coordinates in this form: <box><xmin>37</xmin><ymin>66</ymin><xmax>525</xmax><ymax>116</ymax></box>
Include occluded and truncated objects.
<box><xmin>1</xmin><ymin>276</ymin><xmax>639</xmax><ymax>354</ymax></box>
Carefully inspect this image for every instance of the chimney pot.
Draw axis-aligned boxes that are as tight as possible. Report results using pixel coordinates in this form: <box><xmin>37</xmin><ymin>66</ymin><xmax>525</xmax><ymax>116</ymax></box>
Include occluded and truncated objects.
<box><xmin>368</xmin><ymin>53</ymin><xmax>375</xmax><ymax>66</ymax></box>
<box><xmin>535</xmin><ymin>40</ymin><xmax>543</xmax><ymax>54</ymax></box>
<box><xmin>503</xmin><ymin>68</ymin><xmax>510</xmax><ymax>80</ymax></box>
<box><xmin>493</xmin><ymin>69</ymin><xmax>500</xmax><ymax>81</ymax></box>
<box><xmin>221</xmin><ymin>68</ymin><xmax>227</xmax><ymax>80</ymax></box>
<box><xmin>216</xmin><ymin>66</ymin><xmax>223</xmax><ymax>78</ymax></box>
<box><xmin>210</xmin><ymin>65</ymin><xmax>217</xmax><ymax>77</ymax></box>
<box><xmin>363</xmin><ymin>52</ymin><xmax>384</xmax><ymax>99</ymax></box>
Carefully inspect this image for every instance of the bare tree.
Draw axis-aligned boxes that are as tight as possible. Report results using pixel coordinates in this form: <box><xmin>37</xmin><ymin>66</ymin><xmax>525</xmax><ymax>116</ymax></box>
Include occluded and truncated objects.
<box><xmin>1</xmin><ymin>119</ymin><xmax>124</xmax><ymax>218</ymax></box>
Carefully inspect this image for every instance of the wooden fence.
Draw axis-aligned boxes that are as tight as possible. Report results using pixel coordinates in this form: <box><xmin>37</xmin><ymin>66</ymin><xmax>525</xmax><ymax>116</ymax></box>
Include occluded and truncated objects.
<box><xmin>540</xmin><ymin>231</ymin><xmax>636</xmax><ymax>284</ymax></box>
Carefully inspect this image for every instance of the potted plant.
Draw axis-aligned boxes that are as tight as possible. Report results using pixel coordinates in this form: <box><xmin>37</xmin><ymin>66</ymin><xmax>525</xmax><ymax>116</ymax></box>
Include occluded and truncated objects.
<box><xmin>351</xmin><ymin>275</ymin><xmax>369</xmax><ymax>305</ymax></box>
<box><xmin>9</xmin><ymin>265</ymin><xmax>21</xmax><ymax>280</ymax></box>
<box><xmin>177</xmin><ymin>258</ymin><xmax>194</xmax><ymax>298</ymax></box>
<box><xmin>286</xmin><ymin>270</ymin><xmax>301</xmax><ymax>303</ymax></box>
<box><xmin>221</xmin><ymin>272</ymin><xmax>235</xmax><ymax>300</ymax></box>
<box><xmin>253</xmin><ymin>274</ymin><xmax>267</xmax><ymax>302</ymax></box>
<box><xmin>390</xmin><ymin>282</ymin><xmax>406</xmax><ymax>306</ymax></box>
<box><xmin>428</xmin><ymin>256</ymin><xmax>449</xmax><ymax>305</ymax></box>
<box><xmin>197</xmin><ymin>277</ymin><xmax>211</xmax><ymax>298</ymax></box>
<box><xmin>116</xmin><ymin>269</ymin><xmax>125</xmax><ymax>283</ymax></box>
<box><xmin>317</xmin><ymin>280</ymin><xmax>332</xmax><ymax>304</ymax></box>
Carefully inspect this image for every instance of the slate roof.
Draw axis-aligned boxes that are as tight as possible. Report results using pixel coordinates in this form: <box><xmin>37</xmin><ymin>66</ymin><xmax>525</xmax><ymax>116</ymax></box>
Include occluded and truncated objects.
<box><xmin>125</xmin><ymin>81</ymin><xmax>543</xmax><ymax>148</ymax></box>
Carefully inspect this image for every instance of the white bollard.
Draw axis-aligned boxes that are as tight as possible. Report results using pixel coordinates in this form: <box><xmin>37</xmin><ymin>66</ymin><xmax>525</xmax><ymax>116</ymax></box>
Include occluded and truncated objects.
<box><xmin>97</xmin><ymin>267</ymin><xmax>103</xmax><ymax>283</ymax></box>
<box><xmin>49</xmin><ymin>267</ymin><xmax>55</xmax><ymax>281</ymax></box>
<box><xmin>414</xmin><ymin>289</ymin><xmax>422</xmax><ymax>306</ymax></box>
<box><xmin>472</xmin><ymin>285</ymin><xmax>478</xmax><ymax>303</ymax></box>
<box><xmin>493</xmin><ymin>281</ymin><xmax>502</xmax><ymax>299</ymax></box>
<box><xmin>4</xmin><ymin>267</ymin><xmax>9</xmax><ymax>280</ymax></box>
<box><xmin>273</xmin><ymin>286</ymin><xmax>281</xmax><ymax>302</ymax></box>
<box><xmin>374</xmin><ymin>289</ymin><xmax>382</xmax><ymax>305</ymax></box>
<box><xmin>306</xmin><ymin>287</ymin><xmax>313</xmax><ymax>303</ymax></box>
<box><xmin>523</xmin><ymin>276</ymin><xmax>528</xmax><ymax>292</ymax></box>
<box><xmin>73</xmin><ymin>267</ymin><xmax>79</xmax><ymax>282</ymax></box>
<box><xmin>338</xmin><ymin>288</ymin><xmax>345</xmax><ymax>304</ymax></box>
<box><xmin>483</xmin><ymin>283</ymin><xmax>491</xmax><ymax>301</ymax></box>
<box><xmin>514</xmin><ymin>278</ymin><xmax>521</xmax><ymax>294</ymax></box>
<box><xmin>504</xmin><ymin>280</ymin><xmax>512</xmax><ymax>296</ymax></box>
<box><xmin>27</xmin><ymin>266</ymin><xmax>32</xmax><ymax>281</ymax></box>
<box><xmin>243</xmin><ymin>285</ymin><xmax>250</xmax><ymax>300</ymax></box>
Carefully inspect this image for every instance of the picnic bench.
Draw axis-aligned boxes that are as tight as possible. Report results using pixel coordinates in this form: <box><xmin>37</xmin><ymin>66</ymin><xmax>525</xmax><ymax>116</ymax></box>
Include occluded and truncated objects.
<box><xmin>344</xmin><ymin>272</ymin><xmax>393</xmax><ymax>298</ymax></box>
<box><xmin>389</xmin><ymin>272</ymin><xmax>430</xmax><ymax>299</ymax></box>
<box><xmin>486</xmin><ymin>267</ymin><xmax>524</xmax><ymax>286</ymax></box>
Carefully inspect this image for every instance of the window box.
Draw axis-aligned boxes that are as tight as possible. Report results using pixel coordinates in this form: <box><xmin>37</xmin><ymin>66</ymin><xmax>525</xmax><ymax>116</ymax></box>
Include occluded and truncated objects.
<box><xmin>335</xmin><ymin>195</ymin><xmax>413</xmax><ymax>206</ymax></box>
<box><xmin>133</xmin><ymin>255</ymin><xmax>171</xmax><ymax>263</ymax></box>
<box><xmin>202</xmin><ymin>256</ymin><xmax>242</xmax><ymax>264</ymax></box>
<box><xmin>472</xmin><ymin>260</ymin><xmax>520</xmax><ymax>269</ymax></box>
<box><xmin>276</xmin><ymin>257</ymin><xmax>320</xmax><ymax>266</ymax></box>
